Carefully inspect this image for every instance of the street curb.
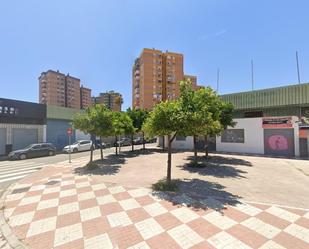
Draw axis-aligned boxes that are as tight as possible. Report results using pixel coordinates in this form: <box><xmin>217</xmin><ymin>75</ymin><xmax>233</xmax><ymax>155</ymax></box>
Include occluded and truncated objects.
<box><xmin>0</xmin><ymin>182</ymin><xmax>29</xmax><ymax>249</ymax></box>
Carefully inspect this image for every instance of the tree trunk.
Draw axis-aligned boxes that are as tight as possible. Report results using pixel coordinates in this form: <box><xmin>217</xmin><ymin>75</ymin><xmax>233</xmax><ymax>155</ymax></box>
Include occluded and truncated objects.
<box><xmin>142</xmin><ymin>132</ymin><xmax>145</xmax><ymax>150</ymax></box>
<box><xmin>204</xmin><ymin>135</ymin><xmax>209</xmax><ymax>158</ymax></box>
<box><xmin>167</xmin><ymin>135</ymin><xmax>172</xmax><ymax>182</ymax></box>
<box><xmin>162</xmin><ymin>136</ymin><xmax>165</xmax><ymax>151</ymax></box>
<box><xmin>99</xmin><ymin>136</ymin><xmax>103</xmax><ymax>161</ymax></box>
<box><xmin>90</xmin><ymin>143</ymin><xmax>94</xmax><ymax>163</ymax></box>
<box><xmin>115</xmin><ymin>135</ymin><xmax>118</xmax><ymax>155</ymax></box>
<box><xmin>131</xmin><ymin>134</ymin><xmax>134</xmax><ymax>152</ymax></box>
<box><xmin>193</xmin><ymin>135</ymin><xmax>198</xmax><ymax>165</ymax></box>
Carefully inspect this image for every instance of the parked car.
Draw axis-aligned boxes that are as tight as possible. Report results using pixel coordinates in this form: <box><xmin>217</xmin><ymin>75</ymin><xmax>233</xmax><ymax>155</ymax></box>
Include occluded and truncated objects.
<box><xmin>8</xmin><ymin>143</ymin><xmax>56</xmax><ymax>160</ymax></box>
<box><xmin>94</xmin><ymin>140</ymin><xmax>110</xmax><ymax>149</ymax></box>
<box><xmin>63</xmin><ymin>140</ymin><xmax>93</xmax><ymax>153</ymax></box>
<box><xmin>145</xmin><ymin>137</ymin><xmax>157</xmax><ymax>143</ymax></box>
<box><xmin>115</xmin><ymin>137</ymin><xmax>131</xmax><ymax>147</ymax></box>
<box><xmin>133</xmin><ymin>137</ymin><xmax>144</xmax><ymax>145</ymax></box>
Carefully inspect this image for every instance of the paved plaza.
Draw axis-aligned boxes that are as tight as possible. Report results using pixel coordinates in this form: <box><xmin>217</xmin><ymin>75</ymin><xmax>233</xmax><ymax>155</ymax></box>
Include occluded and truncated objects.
<box><xmin>0</xmin><ymin>149</ymin><xmax>308</xmax><ymax>248</ymax></box>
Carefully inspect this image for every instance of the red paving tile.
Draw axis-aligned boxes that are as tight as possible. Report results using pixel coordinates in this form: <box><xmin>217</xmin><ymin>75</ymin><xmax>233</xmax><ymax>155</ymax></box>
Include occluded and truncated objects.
<box><xmin>227</xmin><ymin>224</ymin><xmax>268</xmax><ymax>248</ymax></box>
<box><xmin>25</xmin><ymin>231</ymin><xmax>55</xmax><ymax>249</ymax></box>
<box><xmin>11</xmin><ymin>203</ymin><xmax>37</xmax><ymax>216</ymax></box>
<box><xmin>135</xmin><ymin>195</ymin><xmax>156</xmax><ymax>206</ymax></box>
<box><xmin>79</xmin><ymin>198</ymin><xmax>98</xmax><ymax>210</ymax></box>
<box><xmin>76</xmin><ymin>186</ymin><xmax>92</xmax><ymax>194</ymax></box>
<box><xmin>295</xmin><ymin>217</ymin><xmax>309</xmax><ymax>229</ymax></box>
<box><xmin>93</xmin><ymin>188</ymin><xmax>110</xmax><ymax>197</ymax></box>
<box><xmin>82</xmin><ymin>217</ymin><xmax>110</xmax><ymax>239</ymax></box>
<box><xmin>187</xmin><ymin>218</ymin><xmax>221</xmax><ymax>239</ymax></box>
<box><xmin>24</xmin><ymin>190</ymin><xmax>43</xmax><ymax>197</ymax></box>
<box><xmin>33</xmin><ymin>207</ymin><xmax>58</xmax><ymax>221</ymax></box>
<box><xmin>255</xmin><ymin>211</ymin><xmax>290</xmax><ymax>229</ymax></box>
<box><xmin>108</xmin><ymin>225</ymin><xmax>144</xmax><ymax>249</ymax></box>
<box><xmin>41</xmin><ymin>192</ymin><xmax>60</xmax><ymax>200</ymax></box>
<box><xmin>53</xmin><ymin>238</ymin><xmax>85</xmax><ymax>249</ymax></box>
<box><xmin>154</xmin><ymin>213</ymin><xmax>183</xmax><ymax>231</ymax></box>
<box><xmin>126</xmin><ymin>207</ymin><xmax>151</xmax><ymax>223</ymax></box>
<box><xmin>282</xmin><ymin>207</ymin><xmax>307</xmax><ymax>216</ymax></box>
<box><xmin>58</xmin><ymin>195</ymin><xmax>78</xmax><ymax>205</ymax></box>
<box><xmin>100</xmin><ymin>202</ymin><xmax>123</xmax><ymax>215</ymax></box>
<box><xmin>60</xmin><ymin>184</ymin><xmax>76</xmax><ymax>191</ymax></box>
<box><xmin>191</xmin><ymin>241</ymin><xmax>216</xmax><ymax>249</ymax></box>
<box><xmin>274</xmin><ymin>231</ymin><xmax>309</xmax><ymax>249</ymax></box>
<box><xmin>12</xmin><ymin>224</ymin><xmax>29</xmax><ymax>239</ymax></box>
<box><xmin>56</xmin><ymin>211</ymin><xmax>81</xmax><ymax>228</ymax></box>
<box><xmin>221</xmin><ymin>206</ymin><xmax>250</xmax><ymax>222</ymax></box>
<box><xmin>146</xmin><ymin>232</ymin><xmax>181</xmax><ymax>249</ymax></box>
<box><xmin>113</xmin><ymin>191</ymin><xmax>132</xmax><ymax>201</ymax></box>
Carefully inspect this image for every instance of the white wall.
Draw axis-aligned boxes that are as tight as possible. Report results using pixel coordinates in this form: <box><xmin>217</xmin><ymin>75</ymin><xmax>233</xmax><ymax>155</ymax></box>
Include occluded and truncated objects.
<box><xmin>163</xmin><ymin>135</ymin><xmax>194</xmax><ymax>150</ymax></box>
<box><xmin>216</xmin><ymin>118</ymin><xmax>264</xmax><ymax>154</ymax></box>
<box><xmin>292</xmin><ymin>116</ymin><xmax>300</xmax><ymax>157</ymax></box>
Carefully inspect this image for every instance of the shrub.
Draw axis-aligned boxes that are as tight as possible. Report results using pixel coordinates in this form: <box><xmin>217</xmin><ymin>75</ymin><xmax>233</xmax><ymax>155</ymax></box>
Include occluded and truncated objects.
<box><xmin>152</xmin><ymin>179</ymin><xmax>179</xmax><ymax>192</ymax></box>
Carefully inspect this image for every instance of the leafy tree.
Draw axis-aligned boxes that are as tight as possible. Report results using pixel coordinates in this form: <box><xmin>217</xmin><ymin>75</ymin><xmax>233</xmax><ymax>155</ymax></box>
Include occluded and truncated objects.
<box><xmin>143</xmin><ymin>101</ymin><xmax>186</xmax><ymax>182</ymax></box>
<box><xmin>112</xmin><ymin>111</ymin><xmax>135</xmax><ymax>155</ymax></box>
<box><xmin>127</xmin><ymin>108</ymin><xmax>149</xmax><ymax>151</ymax></box>
<box><xmin>73</xmin><ymin>105</ymin><xmax>114</xmax><ymax>163</ymax></box>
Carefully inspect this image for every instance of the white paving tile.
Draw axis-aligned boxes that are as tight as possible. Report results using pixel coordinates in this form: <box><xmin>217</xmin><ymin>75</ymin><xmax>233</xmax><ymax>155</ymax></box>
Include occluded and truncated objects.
<box><xmin>203</xmin><ymin>211</ymin><xmax>237</xmax><ymax>230</ymax></box>
<box><xmin>6</xmin><ymin>193</ymin><xmax>26</xmax><ymax>201</ymax></box>
<box><xmin>4</xmin><ymin>207</ymin><xmax>15</xmax><ymax>218</ymax></box>
<box><xmin>127</xmin><ymin>241</ymin><xmax>150</xmax><ymax>249</ymax></box>
<box><xmin>43</xmin><ymin>186</ymin><xmax>61</xmax><ymax>194</ymax></box>
<box><xmin>128</xmin><ymin>188</ymin><xmax>151</xmax><ymax>198</ymax></box>
<box><xmin>76</xmin><ymin>181</ymin><xmax>91</xmax><ymax>188</ymax></box>
<box><xmin>167</xmin><ymin>224</ymin><xmax>203</xmax><ymax>249</ymax></box>
<box><xmin>78</xmin><ymin>191</ymin><xmax>95</xmax><ymax>201</ymax></box>
<box><xmin>208</xmin><ymin>231</ymin><xmax>245</xmax><ymax>249</ymax></box>
<box><xmin>18</xmin><ymin>196</ymin><xmax>41</xmax><ymax>206</ymax></box>
<box><xmin>80</xmin><ymin>206</ymin><xmax>101</xmax><ymax>222</ymax></box>
<box><xmin>59</xmin><ymin>189</ymin><xmax>77</xmax><ymax>198</ymax></box>
<box><xmin>27</xmin><ymin>217</ymin><xmax>57</xmax><ymax>237</ymax></box>
<box><xmin>58</xmin><ymin>202</ymin><xmax>80</xmax><ymax>215</ymax></box>
<box><xmin>54</xmin><ymin>223</ymin><xmax>83</xmax><ymax>247</ymax></box>
<box><xmin>108</xmin><ymin>186</ymin><xmax>126</xmax><ymax>194</ymax></box>
<box><xmin>97</xmin><ymin>194</ymin><xmax>116</xmax><ymax>205</ymax></box>
<box><xmin>266</xmin><ymin>206</ymin><xmax>300</xmax><ymax>223</ymax></box>
<box><xmin>107</xmin><ymin>211</ymin><xmax>132</xmax><ymax>228</ymax></box>
<box><xmin>9</xmin><ymin>211</ymin><xmax>35</xmax><ymax>227</ymax></box>
<box><xmin>37</xmin><ymin>198</ymin><xmax>59</xmax><ymax>210</ymax></box>
<box><xmin>119</xmin><ymin>198</ymin><xmax>141</xmax><ymax>210</ymax></box>
<box><xmin>304</xmin><ymin>212</ymin><xmax>309</xmax><ymax>219</ymax></box>
<box><xmin>241</xmin><ymin>217</ymin><xmax>281</xmax><ymax>239</ymax></box>
<box><xmin>29</xmin><ymin>185</ymin><xmax>46</xmax><ymax>191</ymax></box>
<box><xmin>170</xmin><ymin>207</ymin><xmax>199</xmax><ymax>223</ymax></box>
<box><xmin>259</xmin><ymin>240</ymin><xmax>288</xmax><ymax>249</ymax></box>
<box><xmin>84</xmin><ymin>234</ymin><xmax>113</xmax><ymax>249</ymax></box>
<box><xmin>234</xmin><ymin>203</ymin><xmax>262</xmax><ymax>216</ymax></box>
<box><xmin>135</xmin><ymin>218</ymin><xmax>164</xmax><ymax>240</ymax></box>
<box><xmin>143</xmin><ymin>202</ymin><xmax>168</xmax><ymax>217</ymax></box>
<box><xmin>92</xmin><ymin>183</ymin><xmax>107</xmax><ymax>191</ymax></box>
<box><xmin>284</xmin><ymin>223</ymin><xmax>309</xmax><ymax>243</ymax></box>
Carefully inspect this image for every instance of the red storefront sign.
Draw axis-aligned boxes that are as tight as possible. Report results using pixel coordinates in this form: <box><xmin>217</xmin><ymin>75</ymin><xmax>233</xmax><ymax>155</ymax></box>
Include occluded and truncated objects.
<box><xmin>262</xmin><ymin>117</ymin><xmax>293</xmax><ymax>128</ymax></box>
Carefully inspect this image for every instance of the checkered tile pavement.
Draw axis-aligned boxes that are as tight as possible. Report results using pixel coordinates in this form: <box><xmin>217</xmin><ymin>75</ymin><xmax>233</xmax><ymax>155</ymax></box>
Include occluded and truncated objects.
<box><xmin>3</xmin><ymin>165</ymin><xmax>309</xmax><ymax>249</ymax></box>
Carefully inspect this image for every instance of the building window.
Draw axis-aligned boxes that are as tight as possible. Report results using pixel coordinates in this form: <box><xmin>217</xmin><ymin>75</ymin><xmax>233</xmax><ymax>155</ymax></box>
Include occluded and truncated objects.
<box><xmin>221</xmin><ymin>129</ymin><xmax>245</xmax><ymax>143</ymax></box>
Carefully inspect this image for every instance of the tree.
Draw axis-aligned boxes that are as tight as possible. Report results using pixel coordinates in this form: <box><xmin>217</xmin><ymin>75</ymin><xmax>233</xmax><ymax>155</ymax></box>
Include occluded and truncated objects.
<box><xmin>143</xmin><ymin>101</ymin><xmax>186</xmax><ymax>182</ymax></box>
<box><xmin>73</xmin><ymin>105</ymin><xmax>114</xmax><ymax>163</ymax></box>
<box><xmin>112</xmin><ymin>112</ymin><xmax>135</xmax><ymax>155</ymax></box>
<box><xmin>127</xmin><ymin>108</ymin><xmax>149</xmax><ymax>151</ymax></box>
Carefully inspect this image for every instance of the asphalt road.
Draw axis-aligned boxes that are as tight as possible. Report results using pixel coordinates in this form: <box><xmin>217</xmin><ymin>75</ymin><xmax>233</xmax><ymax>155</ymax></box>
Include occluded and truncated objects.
<box><xmin>0</xmin><ymin>145</ymin><xmax>134</xmax><ymax>195</ymax></box>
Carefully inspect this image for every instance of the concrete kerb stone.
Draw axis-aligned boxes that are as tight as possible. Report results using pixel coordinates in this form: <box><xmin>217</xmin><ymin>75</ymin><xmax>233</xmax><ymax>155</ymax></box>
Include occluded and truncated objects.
<box><xmin>0</xmin><ymin>182</ymin><xmax>29</xmax><ymax>249</ymax></box>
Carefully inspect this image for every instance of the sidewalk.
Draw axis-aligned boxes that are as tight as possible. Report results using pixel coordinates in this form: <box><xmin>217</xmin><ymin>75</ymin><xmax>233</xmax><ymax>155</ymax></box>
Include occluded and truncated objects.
<box><xmin>0</xmin><ymin>155</ymin><xmax>308</xmax><ymax>249</ymax></box>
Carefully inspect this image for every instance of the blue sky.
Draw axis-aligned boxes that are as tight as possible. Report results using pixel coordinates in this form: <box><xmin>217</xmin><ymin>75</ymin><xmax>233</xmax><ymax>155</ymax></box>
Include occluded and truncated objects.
<box><xmin>1</xmin><ymin>0</ymin><xmax>309</xmax><ymax>110</ymax></box>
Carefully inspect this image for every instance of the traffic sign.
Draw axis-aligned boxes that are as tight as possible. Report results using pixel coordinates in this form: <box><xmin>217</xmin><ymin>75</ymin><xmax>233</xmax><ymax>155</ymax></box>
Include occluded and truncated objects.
<box><xmin>67</xmin><ymin>127</ymin><xmax>73</xmax><ymax>136</ymax></box>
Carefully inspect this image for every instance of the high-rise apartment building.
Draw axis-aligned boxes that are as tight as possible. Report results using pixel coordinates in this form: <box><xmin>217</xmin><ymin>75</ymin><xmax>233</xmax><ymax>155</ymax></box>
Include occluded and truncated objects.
<box><xmin>132</xmin><ymin>48</ymin><xmax>199</xmax><ymax>110</ymax></box>
<box><xmin>80</xmin><ymin>85</ymin><xmax>92</xmax><ymax>109</ymax></box>
<box><xmin>39</xmin><ymin>70</ymin><xmax>91</xmax><ymax>109</ymax></box>
<box><xmin>93</xmin><ymin>91</ymin><xmax>122</xmax><ymax>111</ymax></box>
<box><xmin>184</xmin><ymin>75</ymin><xmax>201</xmax><ymax>90</ymax></box>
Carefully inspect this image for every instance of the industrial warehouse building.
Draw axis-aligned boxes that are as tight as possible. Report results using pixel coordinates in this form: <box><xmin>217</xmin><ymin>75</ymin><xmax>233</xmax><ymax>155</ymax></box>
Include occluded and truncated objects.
<box><xmin>0</xmin><ymin>98</ymin><xmax>46</xmax><ymax>155</ymax></box>
<box><xmin>165</xmin><ymin>82</ymin><xmax>309</xmax><ymax>158</ymax></box>
<box><xmin>0</xmin><ymin>98</ymin><xmax>89</xmax><ymax>155</ymax></box>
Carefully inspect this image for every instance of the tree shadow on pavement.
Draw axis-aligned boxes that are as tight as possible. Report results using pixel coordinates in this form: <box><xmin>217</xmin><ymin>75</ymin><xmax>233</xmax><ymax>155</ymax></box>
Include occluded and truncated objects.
<box><xmin>74</xmin><ymin>154</ymin><xmax>125</xmax><ymax>176</ymax></box>
<box><xmin>116</xmin><ymin>147</ymin><xmax>184</xmax><ymax>158</ymax></box>
<box><xmin>152</xmin><ymin>178</ymin><xmax>241</xmax><ymax>212</ymax></box>
<box><xmin>178</xmin><ymin>155</ymin><xmax>252</xmax><ymax>178</ymax></box>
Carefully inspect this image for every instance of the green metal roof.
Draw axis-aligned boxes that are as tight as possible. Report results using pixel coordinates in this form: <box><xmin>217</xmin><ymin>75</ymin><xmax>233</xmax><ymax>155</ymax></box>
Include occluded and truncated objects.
<box><xmin>221</xmin><ymin>83</ymin><xmax>309</xmax><ymax>110</ymax></box>
<box><xmin>47</xmin><ymin>105</ymin><xmax>85</xmax><ymax>120</ymax></box>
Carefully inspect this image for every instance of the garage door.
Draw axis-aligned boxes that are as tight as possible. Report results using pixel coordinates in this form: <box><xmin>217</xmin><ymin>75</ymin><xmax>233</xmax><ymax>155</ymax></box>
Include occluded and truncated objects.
<box><xmin>264</xmin><ymin>129</ymin><xmax>295</xmax><ymax>157</ymax></box>
<box><xmin>12</xmin><ymin>128</ymin><xmax>38</xmax><ymax>151</ymax></box>
<box><xmin>0</xmin><ymin>128</ymin><xmax>6</xmax><ymax>155</ymax></box>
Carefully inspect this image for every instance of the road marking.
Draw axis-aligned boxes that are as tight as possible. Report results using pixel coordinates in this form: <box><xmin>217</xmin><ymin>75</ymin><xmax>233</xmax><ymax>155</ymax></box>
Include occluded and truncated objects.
<box><xmin>0</xmin><ymin>166</ymin><xmax>42</xmax><ymax>176</ymax></box>
<box><xmin>0</xmin><ymin>169</ymin><xmax>38</xmax><ymax>179</ymax></box>
<box><xmin>0</xmin><ymin>163</ymin><xmax>44</xmax><ymax>172</ymax></box>
<box><xmin>0</xmin><ymin>174</ymin><xmax>30</xmax><ymax>183</ymax></box>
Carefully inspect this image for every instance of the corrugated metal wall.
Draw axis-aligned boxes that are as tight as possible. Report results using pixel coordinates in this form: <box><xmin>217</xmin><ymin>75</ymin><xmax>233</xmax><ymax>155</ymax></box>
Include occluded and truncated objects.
<box><xmin>222</xmin><ymin>83</ymin><xmax>309</xmax><ymax>109</ymax></box>
<box><xmin>12</xmin><ymin>128</ymin><xmax>38</xmax><ymax>150</ymax></box>
<box><xmin>46</xmin><ymin>119</ymin><xmax>76</xmax><ymax>150</ymax></box>
<box><xmin>0</xmin><ymin>128</ymin><xmax>6</xmax><ymax>155</ymax></box>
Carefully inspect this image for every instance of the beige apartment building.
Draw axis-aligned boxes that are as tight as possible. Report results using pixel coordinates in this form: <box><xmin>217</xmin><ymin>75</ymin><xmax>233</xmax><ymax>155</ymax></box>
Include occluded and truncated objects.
<box><xmin>132</xmin><ymin>48</ymin><xmax>200</xmax><ymax>110</ymax></box>
<box><xmin>93</xmin><ymin>91</ymin><xmax>122</xmax><ymax>111</ymax></box>
<box><xmin>39</xmin><ymin>70</ymin><xmax>91</xmax><ymax>109</ymax></box>
<box><xmin>80</xmin><ymin>85</ymin><xmax>92</xmax><ymax>109</ymax></box>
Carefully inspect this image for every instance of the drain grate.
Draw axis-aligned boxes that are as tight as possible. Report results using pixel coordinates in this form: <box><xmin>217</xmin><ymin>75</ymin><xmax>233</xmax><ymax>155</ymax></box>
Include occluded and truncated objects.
<box><xmin>11</xmin><ymin>187</ymin><xmax>31</xmax><ymax>194</ymax></box>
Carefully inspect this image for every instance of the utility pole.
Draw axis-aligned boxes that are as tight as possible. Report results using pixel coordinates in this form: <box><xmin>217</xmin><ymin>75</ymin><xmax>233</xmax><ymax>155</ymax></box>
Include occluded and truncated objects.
<box><xmin>216</xmin><ymin>68</ymin><xmax>220</xmax><ymax>92</ymax></box>
<box><xmin>251</xmin><ymin>59</ymin><xmax>254</xmax><ymax>91</ymax></box>
<box><xmin>296</xmin><ymin>51</ymin><xmax>301</xmax><ymax>84</ymax></box>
